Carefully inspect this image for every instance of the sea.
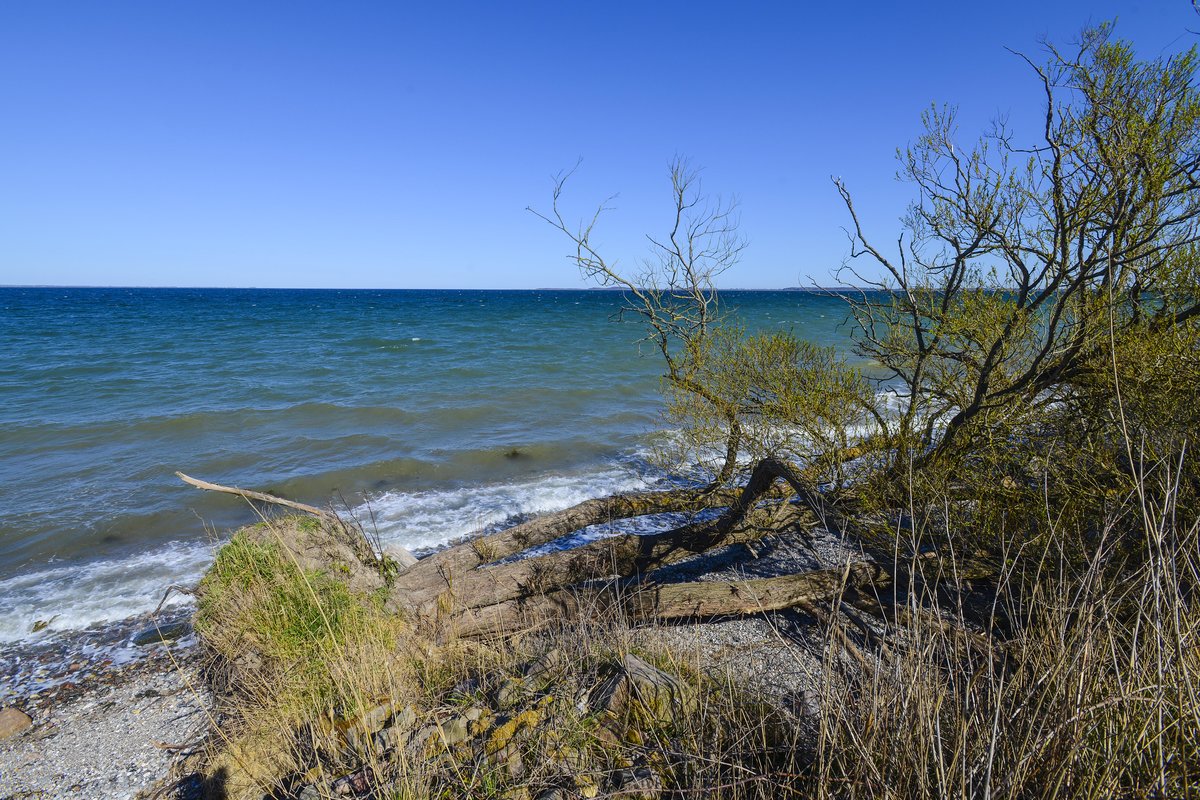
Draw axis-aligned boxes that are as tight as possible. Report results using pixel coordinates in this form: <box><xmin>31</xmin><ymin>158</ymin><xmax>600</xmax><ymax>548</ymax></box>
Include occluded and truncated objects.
<box><xmin>0</xmin><ymin>287</ymin><xmax>865</xmax><ymax>691</ymax></box>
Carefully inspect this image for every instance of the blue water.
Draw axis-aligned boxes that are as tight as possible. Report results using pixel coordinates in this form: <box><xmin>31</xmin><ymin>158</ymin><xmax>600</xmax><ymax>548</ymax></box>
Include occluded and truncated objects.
<box><xmin>0</xmin><ymin>287</ymin><xmax>862</xmax><ymax>643</ymax></box>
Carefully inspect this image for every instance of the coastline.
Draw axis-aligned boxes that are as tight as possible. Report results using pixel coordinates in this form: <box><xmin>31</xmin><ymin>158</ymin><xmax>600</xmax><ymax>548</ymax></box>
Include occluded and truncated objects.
<box><xmin>0</xmin><ymin>625</ymin><xmax>210</xmax><ymax>799</ymax></box>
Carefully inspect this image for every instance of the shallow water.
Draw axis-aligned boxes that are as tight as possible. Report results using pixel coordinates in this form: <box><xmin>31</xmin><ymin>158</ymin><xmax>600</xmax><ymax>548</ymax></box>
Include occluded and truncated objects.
<box><xmin>0</xmin><ymin>287</ymin><xmax>865</xmax><ymax>643</ymax></box>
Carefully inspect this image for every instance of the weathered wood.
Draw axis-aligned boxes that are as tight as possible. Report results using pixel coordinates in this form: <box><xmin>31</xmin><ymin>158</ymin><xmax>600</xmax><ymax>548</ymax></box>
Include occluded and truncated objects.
<box><xmin>450</xmin><ymin>560</ymin><xmax>885</xmax><ymax>638</ymax></box>
<box><xmin>393</xmin><ymin>484</ymin><xmax>787</xmax><ymax>587</ymax></box>
<box><xmin>633</xmin><ymin>561</ymin><xmax>887</xmax><ymax>620</ymax></box>
<box><xmin>402</xmin><ymin>459</ymin><xmax>838</xmax><ymax>618</ymax></box>
<box><xmin>176</xmin><ymin>471</ymin><xmax>340</xmax><ymax>523</ymax></box>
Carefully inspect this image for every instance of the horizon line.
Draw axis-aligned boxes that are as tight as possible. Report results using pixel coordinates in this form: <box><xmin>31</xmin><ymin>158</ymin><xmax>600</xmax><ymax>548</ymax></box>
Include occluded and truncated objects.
<box><xmin>1</xmin><ymin>284</ymin><xmax>865</xmax><ymax>292</ymax></box>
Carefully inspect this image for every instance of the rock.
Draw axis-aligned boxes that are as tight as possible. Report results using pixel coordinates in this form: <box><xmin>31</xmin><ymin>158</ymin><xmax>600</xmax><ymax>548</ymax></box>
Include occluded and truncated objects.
<box><xmin>590</xmin><ymin>655</ymin><xmax>686</xmax><ymax>725</ymax></box>
<box><xmin>331</xmin><ymin>767</ymin><xmax>370</xmax><ymax>795</ymax></box>
<box><xmin>131</xmin><ymin>621</ymin><xmax>190</xmax><ymax>646</ymax></box>
<box><xmin>438</xmin><ymin>714</ymin><xmax>471</xmax><ymax>747</ymax></box>
<box><xmin>485</xmin><ymin>708</ymin><xmax>543</xmax><ymax>756</ymax></box>
<box><xmin>605</xmin><ymin>765</ymin><xmax>663</xmax><ymax>799</ymax></box>
<box><xmin>357</xmin><ymin>702</ymin><xmax>394</xmax><ymax>734</ymax></box>
<box><xmin>383</xmin><ymin>544</ymin><xmax>418</xmax><ymax>570</ymax></box>
<box><xmin>520</xmin><ymin>647</ymin><xmax>563</xmax><ymax>691</ymax></box>
<box><xmin>374</xmin><ymin>706</ymin><xmax>418</xmax><ymax>751</ymax></box>
<box><xmin>495</xmin><ymin>676</ymin><xmax>525</xmax><ymax>708</ymax></box>
<box><xmin>0</xmin><ymin>707</ymin><xmax>33</xmax><ymax>740</ymax></box>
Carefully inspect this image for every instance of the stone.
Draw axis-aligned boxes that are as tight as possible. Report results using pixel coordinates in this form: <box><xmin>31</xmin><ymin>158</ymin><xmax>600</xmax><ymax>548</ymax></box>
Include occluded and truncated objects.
<box><xmin>331</xmin><ymin>767</ymin><xmax>370</xmax><ymax>795</ymax></box>
<box><xmin>383</xmin><ymin>544</ymin><xmax>418</xmax><ymax>570</ymax></box>
<box><xmin>374</xmin><ymin>706</ymin><xmax>419</xmax><ymax>751</ymax></box>
<box><xmin>520</xmin><ymin>647</ymin><xmax>563</xmax><ymax>691</ymax></box>
<box><xmin>0</xmin><ymin>707</ymin><xmax>33</xmax><ymax>740</ymax></box>
<box><xmin>605</xmin><ymin>765</ymin><xmax>663</xmax><ymax>799</ymax></box>
<box><xmin>438</xmin><ymin>714</ymin><xmax>471</xmax><ymax>747</ymax></box>
<box><xmin>495</xmin><ymin>676</ymin><xmax>525</xmax><ymax>709</ymax></box>
<box><xmin>357</xmin><ymin>702</ymin><xmax>394</xmax><ymax>734</ymax></box>
<box><xmin>485</xmin><ymin>708</ymin><xmax>543</xmax><ymax>756</ymax></box>
<box><xmin>131</xmin><ymin>621</ymin><xmax>190</xmax><ymax>646</ymax></box>
<box><xmin>590</xmin><ymin>655</ymin><xmax>686</xmax><ymax>725</ymax></box>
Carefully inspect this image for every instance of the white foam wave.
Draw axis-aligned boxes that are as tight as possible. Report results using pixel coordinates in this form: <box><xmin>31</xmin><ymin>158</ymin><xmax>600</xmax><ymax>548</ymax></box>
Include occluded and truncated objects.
<box><xmin>0</xmin><ymin>456</ymin><xmax>664</xmax><ymax>644</ymax></box>
<box><xmin>353</xmin><ymin>462</ymin><xmax>657</xmax><ymax>554</ymax></box>
<box><xmin>0</xmin><ymin>540</ymin><xmax>213</xmax><ymax>644</ymax></box>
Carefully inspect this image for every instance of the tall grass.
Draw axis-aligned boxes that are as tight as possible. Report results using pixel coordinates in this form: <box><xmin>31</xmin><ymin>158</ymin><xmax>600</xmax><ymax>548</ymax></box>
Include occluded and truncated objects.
<box><xmin>808</xmin><ymin>450</ymin><xmax>1200</xmax><ymax>799</ymax></box>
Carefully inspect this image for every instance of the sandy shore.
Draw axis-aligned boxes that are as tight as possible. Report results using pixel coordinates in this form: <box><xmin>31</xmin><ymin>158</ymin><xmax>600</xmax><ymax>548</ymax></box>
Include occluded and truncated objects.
<box><xmin>0</xmin><ymin>643</ymin><xmax>210</xmax><ymax>800</ymax></box>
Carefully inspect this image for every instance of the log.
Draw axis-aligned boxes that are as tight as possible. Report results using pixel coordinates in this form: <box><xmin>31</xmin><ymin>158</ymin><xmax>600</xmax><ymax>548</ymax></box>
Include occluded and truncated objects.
<box><xmin>176</xmin><ymin>471</ymin><xmax>341</xmax><ymax>524</ymax></box>
<box><xmin>449</xmin><ymin>560</ymin><xmax>887</xmax><ymax>638</ymax></box>
<box><xmin>394</xmin><ymin>458</ymin><xmax>834</xmax><ymax>616</ymax></box>
<box><xmin>394</xmin><ymin>483</ymin><xmax>788</xmax><ymax>588</ymax></box>
<box><xmin>632</xmin><ymin>561</ymin><xmax>888</xmax><ymax>621</ymax></box>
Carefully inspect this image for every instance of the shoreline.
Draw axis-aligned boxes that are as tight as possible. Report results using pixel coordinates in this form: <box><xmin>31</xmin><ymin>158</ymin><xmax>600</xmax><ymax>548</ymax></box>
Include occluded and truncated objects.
<box><xmin>0</xmin><ymin>629</ymin><xmax>210</xmax><ymax>799</ymax></box>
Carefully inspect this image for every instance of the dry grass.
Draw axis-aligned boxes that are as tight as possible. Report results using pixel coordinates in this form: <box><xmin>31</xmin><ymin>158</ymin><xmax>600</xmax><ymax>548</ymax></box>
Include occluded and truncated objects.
<box><xmin>186</xmin><ymin>451</ymin><xmax>1200</xmax><ymax>799</ymax></box>
<box><xmin>807</xmin><ymin>467</ymin><xmax>1200</xmax><ymax>799</ymax></box>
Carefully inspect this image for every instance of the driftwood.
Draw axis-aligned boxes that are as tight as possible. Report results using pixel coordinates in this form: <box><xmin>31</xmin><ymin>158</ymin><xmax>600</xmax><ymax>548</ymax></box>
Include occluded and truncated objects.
<box><xmin>176</xmin><ymin>471</ymin><xmax>341</xmax><ymax>524</ymax></box>
<box><xmin>446</xmin><ymin>561</ymin><xmax>886</xmax><ymax>638</ymax></box>
<box><xmin>180</xmin><ymin>458</ymin><xmax>878</xmax><ymax>637</ymax></box>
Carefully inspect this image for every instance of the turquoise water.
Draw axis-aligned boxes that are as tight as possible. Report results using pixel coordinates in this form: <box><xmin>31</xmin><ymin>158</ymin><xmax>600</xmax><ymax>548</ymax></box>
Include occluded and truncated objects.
<box><xmin>0</xmin><ymin>287</ymin><xmax>862</xmax><ymax>642</ymax></box>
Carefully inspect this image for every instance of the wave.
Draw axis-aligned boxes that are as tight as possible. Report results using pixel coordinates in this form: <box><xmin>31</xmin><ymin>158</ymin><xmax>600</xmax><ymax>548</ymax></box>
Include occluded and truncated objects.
<box><xmin>351</xmin><ymin>459</ymin><xmax>661</xmax><ymax>555</ymax></box>
<box><xmin>0</xmin><ymin>540</ymin><xmax>213</xmax><ymax>644</ymax></box>
<box><xmin>0</xmin><ymin>453</ymin><xmax>664</xmax><ymax>644</ymax></box>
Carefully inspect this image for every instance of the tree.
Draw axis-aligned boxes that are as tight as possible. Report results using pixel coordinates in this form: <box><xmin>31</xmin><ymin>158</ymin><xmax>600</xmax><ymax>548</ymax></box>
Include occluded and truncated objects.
<box><xmin>529</xmin><ymin>158</ymin><xmax>749</xmax><ymax>486</ymax></box>
<box><xmin>835</xmin><ymin>25</ymin><xmax>1200</xmax><ymax>535</ymax></box>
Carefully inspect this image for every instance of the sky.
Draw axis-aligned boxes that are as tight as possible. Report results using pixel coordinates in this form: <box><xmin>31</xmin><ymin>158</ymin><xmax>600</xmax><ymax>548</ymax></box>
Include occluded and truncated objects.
<box><xmin>1</xmin><ymin>1</ymin><xmax>1196</xmax><ymax>289</ymax></box>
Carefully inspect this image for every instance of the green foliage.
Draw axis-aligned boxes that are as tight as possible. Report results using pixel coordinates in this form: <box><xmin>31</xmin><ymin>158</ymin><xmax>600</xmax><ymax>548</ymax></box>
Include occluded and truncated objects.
<box><xmin>664</xmin><ymin>326</ymin><xmax>874</xmax><ymax>484</ymax></box>
<box><xmin>835</xmin><ymin>25</ymin><xmax>1200</xmax><ymax>562</ymax></box>
<box><xmin>197</xmin><ymin>531</ymin><xmax>400</xmax><ymax>715</ymax></box>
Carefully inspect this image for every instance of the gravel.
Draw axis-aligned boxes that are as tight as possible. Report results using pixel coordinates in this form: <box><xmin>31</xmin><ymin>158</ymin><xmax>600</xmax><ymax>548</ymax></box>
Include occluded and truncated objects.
<box><xmin>0</xmin><ymin>647</ymin><xmax>211</xmax><ymax>799</ymax></box>
<box><xmin>633</xmin><ymin>522</ymin><xmax>875</xmax><ymax>710</ymax></box>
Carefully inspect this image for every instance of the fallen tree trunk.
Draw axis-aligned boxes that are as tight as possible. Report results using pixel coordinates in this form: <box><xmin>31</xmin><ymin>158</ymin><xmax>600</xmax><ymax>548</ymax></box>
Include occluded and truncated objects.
<box><xmin>391</xmin><ymin>483</ymin><xmax>791</xmax><ymax>592</ymax></box>
<box><xmin>392</xmin><ymin>458</ymin><xmax>843</xmax><ymax>619</ymax></box>
<box><xmin>449</xmin><ymin>560</ymin><xmax>888</xmax><ymax>638</ymax></box>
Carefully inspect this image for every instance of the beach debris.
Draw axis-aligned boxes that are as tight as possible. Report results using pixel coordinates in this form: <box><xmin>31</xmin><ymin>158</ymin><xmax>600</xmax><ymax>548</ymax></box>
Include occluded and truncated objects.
<box><xmin>132</xmin><ymin>621</ymin><xmax>190</xmax><ymax>647</ymax></box>
<box><xmin>30</xmin><ymin>615</ymin><xmax>58</xmax><ymax>634</ymax></box>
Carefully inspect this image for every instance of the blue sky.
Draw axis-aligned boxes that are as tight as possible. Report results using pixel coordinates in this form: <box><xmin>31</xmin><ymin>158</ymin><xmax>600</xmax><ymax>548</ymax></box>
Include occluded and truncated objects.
<box><xmin>1</xmin><ymin>1</ymin><xmax>1195</xmax><ymax>289</ymax></box>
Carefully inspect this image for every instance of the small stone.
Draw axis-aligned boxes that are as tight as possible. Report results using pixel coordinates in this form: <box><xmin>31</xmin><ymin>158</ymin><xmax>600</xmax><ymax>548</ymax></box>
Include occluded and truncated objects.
<box><xmin>606</xmin><ymin>764</ymin><xmax>663</xmax><ymax>799</ymax></box>
<box><xmin>384</xmin><ymin>544</ymin><xmax>419</xmax><ymax>569</ymax></box>
<box><xmin>495</xmin><ymin>677</ymin><xmax>525</xmax><ymax>708</ymax></box>
<box><xmin>374</xmin><ymin>706</ymin><xmax>419</xmax><ymax>751</ymax></box>
<box><xmin>0</xmin><ymin>707</ymin><xmax>33</xmax><ymax>740</ymax></box>
<box><xmin>521</xmin><ymin>647</ymin><xmax>562</xmax><ymax>691</ymax></box>
<box><xmin>590</xmin><ymin>655</ymin><xmax>686</xmax><ymax>725</ymax></box>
